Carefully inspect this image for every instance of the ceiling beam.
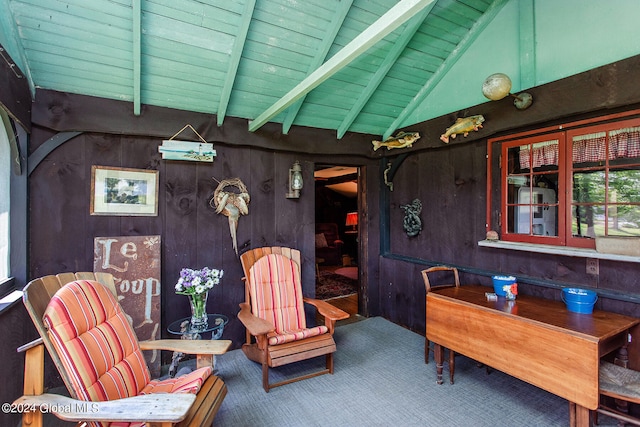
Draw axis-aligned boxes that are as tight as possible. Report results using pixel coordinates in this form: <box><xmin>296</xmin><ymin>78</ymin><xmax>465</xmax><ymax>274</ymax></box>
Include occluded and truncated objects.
<box><xmin>217</xmin><ymin>0</ymin><xmax>256</xmax><ymax>127</ymax></box>
<box><xmin>248</xmin><ymin>0</ymin><xmax>437</xmax><ymax>133</ymax></box>
<box><xmin>281</xmin><ymin>0</ymin><xmax>353</xmax><ymax>135</ymax></box>
<box><xmin>382</xmin><ymin>0</ymin><xmax>509</xmax><ymax>140</ymax></box>
<box><xmin>132</xmin><ymin>0</ymin><xmax>141</xmax><ymax>116</ymax></box>
<box><xmin>519</xmin><ymin>0</ymin><xmax>536</xmax><ymax>89</ymax></box>
<box><xmin>337</xmin><ymin>5</ymin><xmax>434</xmax><ymax>139</ymax></box>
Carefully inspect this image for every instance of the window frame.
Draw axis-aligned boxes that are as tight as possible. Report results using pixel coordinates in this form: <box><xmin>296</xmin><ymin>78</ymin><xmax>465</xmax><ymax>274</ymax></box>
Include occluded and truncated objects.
<box><xmin>500</xmin><ymin>132</ymin><xmax>566</xmax><ymax>246</ymax></box>
<box><xmin>487</xmin><ymin>109</ymin><xmax>640</xmax><ymax>250</ymax></box>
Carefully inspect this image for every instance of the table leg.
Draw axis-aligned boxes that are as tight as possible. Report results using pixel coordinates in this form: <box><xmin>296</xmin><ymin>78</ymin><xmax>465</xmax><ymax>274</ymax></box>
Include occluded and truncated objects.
<box><xmin>197</xmin><ymin>354</ymin><xmax>214</xmax><ymax>370</ymax></box>
<box><xmin>569</xmin><ymin>402</ymin><xmax>576</xmax><ymax>427</ymax></box>
<box><xmin>574</xmin><ymin>403</ymin><xmax>591</xmax><ymax>427</ymax></box>
<box><xmin>449</xmin><ymin>348</ymin><xmax>455</xmax><ymax>385</ymax></box>
<box><xmin>168</xmin><ymin>351</ymin><xmax>184</xmax><ymax>377</ymax></box>
<box><xmin>434</xmin><ymin>343</ymin><xmax>444</xmax><ymax>385</ymax></box>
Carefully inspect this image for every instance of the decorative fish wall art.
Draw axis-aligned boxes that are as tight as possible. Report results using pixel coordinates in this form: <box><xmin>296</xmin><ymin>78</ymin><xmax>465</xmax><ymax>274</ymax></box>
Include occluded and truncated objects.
<box><xmin>440</xmin><ymin>115</ymin><xmax>485</xmax><ymax>143</ymax></box>
<box><xmin>372</xmin><ymin>131</ymin><xmax>421</xmax><ymax>151</ymax></box>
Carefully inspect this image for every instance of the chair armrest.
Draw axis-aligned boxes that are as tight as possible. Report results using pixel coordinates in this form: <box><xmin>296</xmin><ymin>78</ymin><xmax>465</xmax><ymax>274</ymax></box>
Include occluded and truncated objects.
<box><xmin>17</xmin><ymin>338</ymin><xmax>43</xmax><ymax>353</ymax></box>
<box><xmin>14</xmin><ymin>392</ymin><xmax>195</xmax><ymax>423</ymax></box>
<box><xmin>238</xmin><ymin>302</ymin><xmax>274</xmax><ymax>336</ymax></box>
<box><xmin>304</xmin><ymin>298</ymin><xmax>349</xmax><ymax>333</ymax></box>
<box><xmin>139</xmin><ymin>339</ymin><xmax>231</xmax><ymax>355</ymax></box>
<box><xmin>304</xmin><ymin>297</ymin><xmax>349</xmax><ymax>322</ymax></box>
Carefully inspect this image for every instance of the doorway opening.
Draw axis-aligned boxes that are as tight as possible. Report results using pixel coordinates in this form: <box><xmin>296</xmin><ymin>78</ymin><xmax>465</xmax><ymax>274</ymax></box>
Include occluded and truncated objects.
<box><xmin>314</xmin><ymin>164</ymin><xmax>360</xmax><ymax>318</ymax></box>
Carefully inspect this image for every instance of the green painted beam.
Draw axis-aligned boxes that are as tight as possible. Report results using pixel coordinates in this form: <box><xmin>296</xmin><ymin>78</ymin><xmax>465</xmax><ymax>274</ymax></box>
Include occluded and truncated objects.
<box><xmin>337</xmin><ymin>5</ymin><xmax>434</xmax><ymax>139</ymax></box>
<box><xmin>217</xmin><ymin>0</ymin><xmax>256</xmax><ymax>127</ymax></box>
<box><xmin>518</xmin><ymin>0</ymin><xmax>536</xmax><ymax>89</ymax></box>
<box><xmin>248</xmin><ymin>0</ymin><xmax>437</xmax><ymax>133</ymax></box>
<box><xmin>132</xmin><ymin>0</ymin><xmax>141</xmax><ymax>116</ymax></box>
<box><xmin>281</xmin><ymin>0</ymin><xmax>353</xmax><ymax>134</ymax></box>
<box><xmin>382</xmin><ymin>0</ymin><xmax>509</xmax><ymax>140</ymax></box>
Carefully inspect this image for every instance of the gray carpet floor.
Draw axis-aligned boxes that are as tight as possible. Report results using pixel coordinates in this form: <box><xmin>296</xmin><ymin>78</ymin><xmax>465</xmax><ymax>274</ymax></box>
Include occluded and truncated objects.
<box><xmin>213</xmin><ymin>316</ymin><xmax>622</xmax><ymax>426</ymax></box>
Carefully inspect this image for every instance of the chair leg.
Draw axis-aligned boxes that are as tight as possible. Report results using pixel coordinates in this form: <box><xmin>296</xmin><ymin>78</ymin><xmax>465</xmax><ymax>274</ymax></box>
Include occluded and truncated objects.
<box><xmin>425</xmin><ymin>338</ymin><xmax>430</xmax><ymax>364</ymax></box>
<box><xmin>327</xmin><ymin>352</ymin><xmax>334</xmax><ymax>374</ymax></box>
<box><xmin>262</xmin><ymin>360</ymin><xmax>270</xmax><ymax>393</ymax></box>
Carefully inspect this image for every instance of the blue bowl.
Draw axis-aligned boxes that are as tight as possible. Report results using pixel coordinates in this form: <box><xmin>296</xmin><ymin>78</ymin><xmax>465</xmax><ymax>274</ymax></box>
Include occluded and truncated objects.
<box><xmin>492</xmin><ymin>275</ymin><xmax>516</xmax><ymax>297</ymax></box>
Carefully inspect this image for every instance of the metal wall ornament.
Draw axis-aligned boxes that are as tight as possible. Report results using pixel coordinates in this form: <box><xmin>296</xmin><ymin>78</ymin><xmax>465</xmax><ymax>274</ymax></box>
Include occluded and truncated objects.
<box><xmin>400</xmin><ymin>198</ymin><xmax>422</xmax><ymax>237</ymax></box>
<box><xmin>210</xmin><ymin>177</ymin><xmax>250</xmax><ymax>255</ymax></box>
<box><xmin>482</xmin><ymin>73</ymin><xmax>533</xmax><ymax>110</ymax></box>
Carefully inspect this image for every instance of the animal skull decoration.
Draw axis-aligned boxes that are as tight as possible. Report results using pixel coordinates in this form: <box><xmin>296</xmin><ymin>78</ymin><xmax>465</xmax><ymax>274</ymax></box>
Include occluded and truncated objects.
<box><xmin>210</xmin><ymin>177</ymin><xmax>250</xmax><ymax>255</ymax></box>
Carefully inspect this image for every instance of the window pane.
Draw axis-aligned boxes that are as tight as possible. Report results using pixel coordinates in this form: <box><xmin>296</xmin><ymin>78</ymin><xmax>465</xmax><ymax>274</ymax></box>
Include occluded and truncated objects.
<box><xmin>514</xmin><ymin>187</ymin><xmax>558</xmax><ymax>236</ymax></box>
<box><xmin>509</xmin><ymin>145</ymin><xmax>528</xmax><ymax>172</ymax></box>
<box><xmin>608</xmin><ymin>169</ymin><xmax>640</xmax><ymax>203</ymax></box>
<box><xmin>606</xmin><ymin>205</ymin><xmax>640</xmax><ymax>236</ymax></box>
<box><xmin>571</xmin><ymin>205</ymin><xmax>604</xmax><ymax>238</ymax></box>
<box><xmin>506</xmin><ymin>176</ymin><xmax>529</xmax><ymax>204</ymax></box>
<box><xmin>573</xmin><ymin>171</ymin><xmax>605</xmax><ymax>203</ymax></box>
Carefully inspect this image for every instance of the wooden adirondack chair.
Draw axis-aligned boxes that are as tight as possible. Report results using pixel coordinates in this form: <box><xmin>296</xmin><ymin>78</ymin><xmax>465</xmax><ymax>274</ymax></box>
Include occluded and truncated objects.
<box><xmin>238</xmin><ymin>247</ymin><xmax>349</xmax><ymax>392</ymax></box>
<box><xmin>14</xmin><ymin>272</ymin><xmax>230</xmax><ymax>427</ymax></box>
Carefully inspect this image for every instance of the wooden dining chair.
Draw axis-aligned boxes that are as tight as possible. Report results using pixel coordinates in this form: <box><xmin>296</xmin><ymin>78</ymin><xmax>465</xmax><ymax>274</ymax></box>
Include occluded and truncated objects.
<box><xmin>14</xmin><ymin>272</ymin><xmax>230</xmax><ymax>427</ymax></box>
<box><xmin>422</xmin><ymin>266</ymin><xmax>491</xmax><ymax>385</ymax></box>
<box><xmin>238</xmin><ymin>247</ymin><xmax>349</xmax><ymax>392</ymax></box>
<box><xmin>597</xmin><ymin>360</ymin><xmax>640</xmax><ymax>426</ymax></box>
<box><xmin>421</xmin><ymin>266</ymin><xmax>459</xmax><ymax>383</ymax></box>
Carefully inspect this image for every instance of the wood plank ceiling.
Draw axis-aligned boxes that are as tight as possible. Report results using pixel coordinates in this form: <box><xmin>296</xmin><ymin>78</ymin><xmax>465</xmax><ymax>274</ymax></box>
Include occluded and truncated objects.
<box><xmin>1</xmin><ymin>0</ymin><xmax>505</xmax><ymax>139</ymax></box>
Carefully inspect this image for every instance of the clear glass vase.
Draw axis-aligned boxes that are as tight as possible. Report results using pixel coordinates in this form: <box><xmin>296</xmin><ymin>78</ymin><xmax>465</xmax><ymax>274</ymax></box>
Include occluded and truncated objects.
<box><xmin>189</xmin><ymin>292</ymin><xmax>208</xmax><ymax>332</ymax></box>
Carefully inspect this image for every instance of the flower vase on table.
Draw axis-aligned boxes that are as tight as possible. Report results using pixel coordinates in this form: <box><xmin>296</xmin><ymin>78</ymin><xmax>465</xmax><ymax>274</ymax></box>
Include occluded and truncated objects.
<box><xmin>189</xmin><ymin>291</ymin><xmax>209</xmax><ymax>331</ymax></box>
<box><xmin>175</xmin><ymin>266</ymin><xmax>224</xmax><ymax>333</ymax></box>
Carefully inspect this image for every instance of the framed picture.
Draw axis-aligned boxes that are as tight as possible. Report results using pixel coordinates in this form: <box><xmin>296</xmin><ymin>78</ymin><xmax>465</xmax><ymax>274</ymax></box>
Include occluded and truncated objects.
<box><xmin>91</xmin><ymin>166</ymin><xmax>159</xmax><ymax>216</ymax></box>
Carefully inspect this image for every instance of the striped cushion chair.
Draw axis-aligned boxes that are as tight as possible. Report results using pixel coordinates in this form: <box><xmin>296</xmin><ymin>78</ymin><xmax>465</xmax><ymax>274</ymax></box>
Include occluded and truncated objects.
<box><xmin>42</xmin><ymin>279</ymin><xmax>213</xmax><ymax>427</ymax></box>
<box><xmin>238</xmin><ymin>247</ymin><xmax>349</xmax><ymax>392</ymax></box>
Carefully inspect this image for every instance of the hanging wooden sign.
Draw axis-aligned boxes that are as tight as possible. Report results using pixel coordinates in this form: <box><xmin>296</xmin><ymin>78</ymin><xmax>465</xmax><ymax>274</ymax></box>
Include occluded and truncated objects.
<box><xmin>93</xmin><ymin>235</ymin><xmax>162</xmax><ymax>376</ymax></box>
<box><xmin>159</xmin><ymin>124</ymin><xmax>216</xmax><ymax>162</ymax></box>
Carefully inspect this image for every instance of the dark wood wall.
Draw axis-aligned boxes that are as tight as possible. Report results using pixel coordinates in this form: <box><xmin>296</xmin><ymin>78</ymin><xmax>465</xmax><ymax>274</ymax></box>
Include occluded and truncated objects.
<box><xmin>23</xmin><ymin>88</ymin><xmax>380</xmax><ymax>344</ymax></box>
<box><xmin>375</xmin><ymin>55</ymin><xmax>640</xmax><ymax>367</ymax></box>
<box><xmin>27</xmin><ymin>128</ymin><xmax>376</xmax><ymax>344</ymax></box>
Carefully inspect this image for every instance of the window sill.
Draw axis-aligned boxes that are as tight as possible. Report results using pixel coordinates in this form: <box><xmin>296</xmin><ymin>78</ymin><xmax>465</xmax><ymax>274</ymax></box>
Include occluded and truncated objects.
<box><xmin>0</xmin><ymin>290</ymin><xmax>23</xmax><ymax>313</ymax></box>
<box><xmin>477</xmin><ymin>240</ymin><xmax>640</xmax><ymax>263</ymax></box>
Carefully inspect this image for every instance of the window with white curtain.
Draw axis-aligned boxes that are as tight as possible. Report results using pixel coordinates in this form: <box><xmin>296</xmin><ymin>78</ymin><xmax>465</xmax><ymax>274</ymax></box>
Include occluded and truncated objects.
<box><xmin>0</xmin><ymin>115</ymin><xmax>9</xmax><ymax>280</ymax></box>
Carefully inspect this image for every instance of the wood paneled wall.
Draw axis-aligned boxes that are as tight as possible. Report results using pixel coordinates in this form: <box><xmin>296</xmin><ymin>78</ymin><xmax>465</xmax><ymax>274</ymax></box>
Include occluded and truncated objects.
<box><xmin>376</xmin><ymin>56</ymin><xmax>640</xmax><ymax>366</ymax></box>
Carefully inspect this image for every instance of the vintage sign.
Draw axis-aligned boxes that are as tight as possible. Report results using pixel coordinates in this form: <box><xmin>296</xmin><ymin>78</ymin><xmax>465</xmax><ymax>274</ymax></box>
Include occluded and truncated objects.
<box><xmin>94</xmin><ymin>235</ymin><xmax>162</xmax><ymax>376</ymax></box>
